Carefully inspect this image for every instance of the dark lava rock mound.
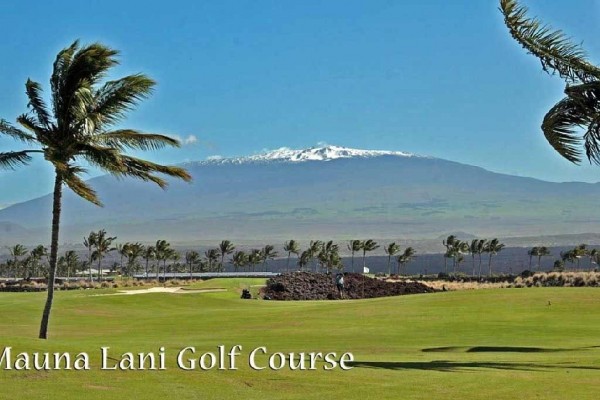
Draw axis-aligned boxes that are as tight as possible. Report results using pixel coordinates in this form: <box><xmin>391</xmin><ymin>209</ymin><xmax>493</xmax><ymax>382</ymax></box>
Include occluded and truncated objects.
<box><xmin>262</xmin><ymin>272</ymin><xmax>435</xmax><ymax>300</ymax></box>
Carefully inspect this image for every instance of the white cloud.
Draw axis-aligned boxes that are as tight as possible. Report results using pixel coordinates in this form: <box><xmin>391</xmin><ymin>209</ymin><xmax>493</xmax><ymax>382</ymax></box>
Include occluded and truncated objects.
<box><xmin>184</xmin><ymin>135</ymin><xmax>198</xmax><ymax>145</ymax></box>
<box><xmin>169</xmin><ymin>134</ymin><xmax>198</xmax><ymax>146</ymax></box>
<box><xmin>206</xmin><ymin>155</ymin><xmax>224</xmax><ymax>161</ymax></box>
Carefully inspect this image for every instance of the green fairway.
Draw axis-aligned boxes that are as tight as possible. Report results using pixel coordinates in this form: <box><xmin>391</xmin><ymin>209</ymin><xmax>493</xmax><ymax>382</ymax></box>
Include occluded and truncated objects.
<box><xmin>1</xmin><ymin>281</ymin><xmax>599</xmax><ymax>399</ymax></box>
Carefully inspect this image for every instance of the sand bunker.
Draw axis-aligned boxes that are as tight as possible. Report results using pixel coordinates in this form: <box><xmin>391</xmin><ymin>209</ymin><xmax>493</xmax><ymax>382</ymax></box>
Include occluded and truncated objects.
<box><xmin>103</xmin><ymin>287</ymin><xmax>227</xmax><ymax>296</ymax></box>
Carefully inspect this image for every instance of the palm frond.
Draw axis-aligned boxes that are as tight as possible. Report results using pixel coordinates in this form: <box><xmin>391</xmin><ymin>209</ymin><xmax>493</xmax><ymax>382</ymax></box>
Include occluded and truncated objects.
<box><xmin>0</xmin><ymin>151</ymin><xmax>33</xmax><ymax>170</ymax></box>
<box><xmin>113</xmin><ymin>155</ymin><xmax>192</xmax><ymax>188</ymax></box>
<box><xmin>541</xmin><ymin>97</ymin><xmax>588</xmax><ymax>163</ymax></box>
<box><xmin>0</xmin><ymin>119</ymin><xmax>37</xmax><ymax>144</ymax></box>
<box><xmin>500</xmin><ymin>0</ymin><xmax>600</xmax><ymax>83</ymax></box>
<box><xmin>51</xmin><ymin>40</ymin><xmax>79</xmax><ymax>119</ymax></box>
<box><xmin>25</xmin><ymin>79</ymin><xmax>51</xmax><ymax>127</ymax></box>
<box><xmin>90</xmin><ymin>75</ymin><xmax>155</xmax><ymax>128</ymax></box>
<box><xmin>63</xmin><ymin>173</ymin><xmax>101</xmax><ymax>206</ymax></box>
<box><xmin>94</xmin><ymin>130</ymin><xmax>180</xmax><ymax>151</ymax></box>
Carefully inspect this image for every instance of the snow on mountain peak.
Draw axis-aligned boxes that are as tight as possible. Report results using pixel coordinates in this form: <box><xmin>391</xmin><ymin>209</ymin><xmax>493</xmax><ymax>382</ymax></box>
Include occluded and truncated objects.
<box><xmin>199</xmin><ymin>145</ymin><xmax>418</xmax><ymax>165</ymax></box>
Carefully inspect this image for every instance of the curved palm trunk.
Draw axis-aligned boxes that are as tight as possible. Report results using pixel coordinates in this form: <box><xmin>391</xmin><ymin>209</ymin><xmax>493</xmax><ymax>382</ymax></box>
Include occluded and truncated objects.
<box><xmin>478</xmin><ymin>254</ymin><xmax>483</xmax><ymax>279</ymax></box>
<box><xmin>387</xmin><ymin>255</ymin><xmax>392</xmax><ymax>276</ymax></box>
<box><xmin>488</xmin><ymin>254</ymin><xmax>493</xmax><ymax>276</ymax></box>
<box><xmin>471</xmin><ymin>255</ymin><xmax>476</xmax><ymax>276</ymax></box>
<box><xmin>350</xmin><ymin>252</ymin><xmax>355</xmax><ymax>273</ymax></box>
<box><xmin>286</xmin><ymin>252</ymin><xmax>291</xmax><ymax>272</ymax></box>
<box><xmin>39</xmin><ymin>174</ymin><xmax>62</xmax><ymax>339</ymax></box>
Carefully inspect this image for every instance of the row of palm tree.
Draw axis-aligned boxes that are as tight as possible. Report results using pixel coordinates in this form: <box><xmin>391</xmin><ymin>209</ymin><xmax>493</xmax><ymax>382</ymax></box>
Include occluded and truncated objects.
<box><xmin>443</xmin><ymin>236</ymin><xmax>505</xmax><ymax>277</ymax></box>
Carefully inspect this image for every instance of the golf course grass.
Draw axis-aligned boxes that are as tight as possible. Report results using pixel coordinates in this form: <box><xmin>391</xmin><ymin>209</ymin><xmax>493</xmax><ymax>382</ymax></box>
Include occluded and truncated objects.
<box><xmin>1</xmin><ymin>279</ymin><xmax>599</xmax><ymax>399</ymax></box>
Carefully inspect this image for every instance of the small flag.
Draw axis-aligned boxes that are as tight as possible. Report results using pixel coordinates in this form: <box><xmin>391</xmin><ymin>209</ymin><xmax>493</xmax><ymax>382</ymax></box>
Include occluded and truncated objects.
<box><xmin>363</xmin><ymin>267</ymin><xmax>370</xmax><ymax>274</ymax></box>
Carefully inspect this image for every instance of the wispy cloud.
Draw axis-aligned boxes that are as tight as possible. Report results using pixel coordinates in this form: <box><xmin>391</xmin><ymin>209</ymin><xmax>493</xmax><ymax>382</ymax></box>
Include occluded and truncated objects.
<box><xmin>170</xmin><ymin>134</ymin><xmax>199</xmax><ymax>146</ymax></box>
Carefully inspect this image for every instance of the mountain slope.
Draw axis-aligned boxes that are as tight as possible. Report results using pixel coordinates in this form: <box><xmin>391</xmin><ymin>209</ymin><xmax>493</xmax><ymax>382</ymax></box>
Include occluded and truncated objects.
<box><xmin>1</xmin><ymin>145</ymin><xmax>599</xmax><ymax>244</ymax></box>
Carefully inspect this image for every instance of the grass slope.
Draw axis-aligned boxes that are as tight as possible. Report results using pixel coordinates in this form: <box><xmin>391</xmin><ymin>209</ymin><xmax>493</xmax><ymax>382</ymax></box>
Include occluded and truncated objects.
<box><xmin>0</xmin><ymin>281</ymin><xmax>599</xmax><ymax>399</ymax></box>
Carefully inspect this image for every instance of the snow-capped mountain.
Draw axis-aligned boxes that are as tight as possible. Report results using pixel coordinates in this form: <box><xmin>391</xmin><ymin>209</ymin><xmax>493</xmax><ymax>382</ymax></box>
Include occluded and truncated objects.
<box><xmin>194</xmin><ymin>145</ymin><xmax>419</xmax><ymax>165</ymax></box>
<box><xmin>2</xmin><ymin>145</ymin><xmax>600</xmax><ymax>244</ymax></box>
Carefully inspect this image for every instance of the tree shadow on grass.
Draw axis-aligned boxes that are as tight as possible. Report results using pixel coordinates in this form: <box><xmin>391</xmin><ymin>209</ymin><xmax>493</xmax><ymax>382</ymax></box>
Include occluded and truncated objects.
<box><xmin>348</xmin><ymin>360</ymin><xmax>600</xmax><ymax>373</ymax></box>
<box><xmin>422</xmin><ymin>345</ymin><xmax>600</xmax><ymax>353</ymax></box>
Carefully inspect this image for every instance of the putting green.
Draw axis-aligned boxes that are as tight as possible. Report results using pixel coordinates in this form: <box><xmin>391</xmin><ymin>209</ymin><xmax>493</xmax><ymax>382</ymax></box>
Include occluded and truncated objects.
<box><xmin>0</xmin><ymin>280</ymin><xmax>599</xmax><ymax>399</ymax></box>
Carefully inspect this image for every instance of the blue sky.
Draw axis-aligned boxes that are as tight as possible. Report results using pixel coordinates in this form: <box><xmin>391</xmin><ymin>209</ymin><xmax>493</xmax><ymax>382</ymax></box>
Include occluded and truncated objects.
<box><xmin>2</xmin><ymin>0</ymin><xmax>600</xmax><ymax>205</ymax></box>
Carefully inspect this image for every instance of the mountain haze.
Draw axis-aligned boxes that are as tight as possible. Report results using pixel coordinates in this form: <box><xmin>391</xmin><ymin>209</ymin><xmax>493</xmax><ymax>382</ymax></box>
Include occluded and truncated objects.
<box><xmin>1</xmin><ymin>145</ymin><xmax>599</xmax><ymax>244</ymax></box>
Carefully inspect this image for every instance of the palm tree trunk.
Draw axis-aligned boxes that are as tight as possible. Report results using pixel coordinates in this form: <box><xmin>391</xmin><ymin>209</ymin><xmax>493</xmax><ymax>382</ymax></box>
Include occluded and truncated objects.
<box><xmin>488</xmin><ymin>255</ymin><xmax>493</xmax><ymax>276</ymax></box>
<box><xmin>286</xmin><ymin>252</ymin><xmax>291</xmax><ymax>272</ymax></box>
<box><xmin>387</xmin><ymin>255</ymin><xmax>391</xmax><ymax>276</ymax></box>
<box><xmin>362</xmin><ymin>251</ymin><xmax>366</xmax><ymax>274</ymax></box>
<box><xmin>538</xmin><ymin>256</ymin><xmax>542</xmax><ymax>272</ymax></box>
<box><xmin>478</xmin><ymin>254</ymin><xmax>483</xmax><ymax>279</ymax></box>
<box><xmin>472</xmin><ymin>255</ymin><xmax>476</xmax><ymax>276</ymax></box>
<box><xmin>351</xmin><ymin>252</ymin><xmax>355</xmax><ymax>273</ymax></box>
<box><xmin>39</xmin><ymin>174</ymin><xmax>62</xmax><ymax>339</ymax></box>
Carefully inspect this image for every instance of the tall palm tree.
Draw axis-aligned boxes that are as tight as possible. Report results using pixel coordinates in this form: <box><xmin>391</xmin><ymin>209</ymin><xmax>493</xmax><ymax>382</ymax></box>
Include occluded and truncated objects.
<box><xmin>347</xmin><ymin>240</ymin><xmax>362</xmax><ymax>273</ymax></box>
<box><xmin>248</xmin><ymin>249</ymin><xmax>262</xmax><ymax>272</ymax></box>
<box><xmin>283</xmin><ymin>240</ymin><xmax>300</xmax><ymax>272</ymax></box>
<box><xmin>308</xmin><ymin>240</ymin><xmax>323</xmax><ymax>272</ymax></box>
<box><xmin>204</xmin><ymin>248</ymin><xmax>219</xmax><ymax>272</ymax></box>
<box><xmin>83</xmin><ymin>232</ymin><xmax>98</xmax><ymax>282</ymax></box>
<box><xmin>0</xmin><ymin>41</ymin><xmax>191</xmax><ymax>339</ymax></box>
<box><xmin>469</xmin><ymin>239</ymin><xmax>487</xmax><ymax>277</ymax></box>
<box><xmin>143</xmin><ymin>245</ymin><xmax>155</xmax><ymax>278</ymax></box>
<box><xmin>451</xmin><ymin>240</ymin><xmax>469</xmax><ymax>274</ymax></box>
<box><xmin>442</xmin><ymin>235</ymin><xmax>456</xmax><ymax>274</ymax></box>
<box><xmin>9</xmin><ymin>244</ymin><xmax>27</xmax><ymax>279</ymax></box>
<box><xmin>396</xmin><ymin>247</ymin><xmax>416</xmax><ymax>276</ymax></box>
<box><xmin>185</xmin><ymin>250</ymin><xmax>200</xmax><ymax>279</ymax></box>
<box><xmin>485</xmin><ymin>238</ymin><xmax>505</xmax><ymax>276</ymax></box>
<box><xmin>537</xmin><ymin>246</ymin><xmax>551</xmax><ymax>271</ymax></box>
<box><xmin>231</xmin><ymin>251</ymin><xmax>248</xmax><ymax>272</ymax></box>
<box><xmin>93</xmin><ymin>229</ymin><xmax>116</xmax><ymax>282</ymax></box>
<box><xmin>260</xmin><ymin>244</ymin><xmax>278</xmax><ymax>272</ymax></box>
<box><xmin>63</xmin><ymin>250</ymin><xmax>79</xmax><ymax>280</ymax></box>
<box><xmin>589</xmin><ymin>248</ymin><xmax>599</xmax><ymax>271</ymax></box>
<box><xmin>527</xmin><ymin>247</ymin><xmax>539</xmax><ymax>270</ymax></box>
<box><xmin>124</xmin><ymin>242</ymin><xmax>144</xmax><ymax>276</ymax></box>
<box><xmin>298</xmin><ymin>250</ymin><xmax>311</xmax><ymax>271</ymax></box>
<box><xmin>218</xmin><ymin>240</ymin><xmax>235</xmax><ymax>272</ymax></box>
<box><xmin>501</xmin><ymin>0</ymin><xmax>600</xmax><ymax>165</ymax></box>
<box><xmin>154</xmin><ymin>240</ymin><xmax>171</xmax><ymax>279</ymax></box>
<box><xmin>30</xmin><ymin>245</ymin><xmax>48</xmax><ymax>278</ymax></box>
<box><xmin>360</xmin><ymin>239</ymin><xmax>379</xmax><ymax>274</ymax></box>
<box><xmin>384</xmin><ymin>242</ymin><xmax>401</xmax><ymax>276</ymax></box>
<box><xmin>317</xmin><ymin>241</ymin><xmax>340</xmax><ymax>274</ymax></box>
<box><xmin>561</xmin><ymin>249</ymin><xmax>576</xmax><ymax>270</ymax></box>
<box><xmin>116</xmin><ymin>243</ymin><xmax>128</xmax><ymax>275</ymax></box>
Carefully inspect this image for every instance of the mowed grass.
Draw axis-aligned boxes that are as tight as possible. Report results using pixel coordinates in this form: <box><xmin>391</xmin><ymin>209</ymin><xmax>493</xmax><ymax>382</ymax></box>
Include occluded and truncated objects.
<box><xmin>1</xmin><ymin>280</ymin><xmax>599</xmax><ymax>399</ymax></box>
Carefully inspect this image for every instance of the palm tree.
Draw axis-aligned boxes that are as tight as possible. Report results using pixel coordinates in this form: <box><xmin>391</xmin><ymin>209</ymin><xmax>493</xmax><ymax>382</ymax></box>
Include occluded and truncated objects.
<box><xmin>30</xmin><ymin>245</ymin><xmax>48</xmax><ymax>278</ymax></box>
<box><xmin>360</xmin><ymin>239</ymin><xmax>379</xmax><ymax>274</ymax></box>
<box><xmin>260</xmin><ymin>245</ymin><xmax>278</xmax><ymax>272</ymax></box>
<box><xmin>451</xmin><ymin>241</ymin><xmax>469</xmax><ymax>274</ymax></box>
<box><xmin>298</xmin><ymin>250</ymin><xmax>311</xmax><ymax>271</ymax></box>
<box><xmin>248</xmin><ymin>249</ymin><xmax>262</xmax><ymax>272</ymax></box>
<box><xmin>396</xmin><ymin>247</ymin><xmax>416</xmax><ymax>276</ymax></box>
<box><xmin>204</xmin><ymin>248</ymin><xmax>219</xmax><ymax>272</ymax></box>
<box><xmin>154</xmin><ymin>240</ymin><xmax>171</xmax><ymax>279</ymax></box>
<box><xmin>501</xmin><ymin>1</ymin><xmax>600</xmax><ymax>165</ymax></box>
<box><xmin>0</xmin><ymin>41</ymin><xmax>191</xmax><ymax>339</ymax></box>
<box><xmin>283</xmin><ymin>240</ymin><xmax>300</xmax><ymax>271</ymax></box>
<box><xmin>384</xmin><ymin>242</ymin><xmax>401</xmax><ymax>276</ymax></box>
<box><xmin>63</xmin><ymin>250</ymin><xmax>79</xmax><ymax>280</ymax></box>
<box><xmin>185</xmin><ymin>250</ymin><xmax>200</xmax><ymax>279</ymax></box>
<box><xmin>573</xmin><ymin>244</ymin><xmax>588</xmax><ymax>270</ymax></box>
<box><xmin>8</xmin><ymin>244</ymin><xmax>27</xmax><ymax>279</ymax></box>
<box><xmin>308</xmin><ymin>240</ymin><xmax>323</xmax><ymax>272</ymax></box>
<box><xmin>317</xmin><ymin>241</ymin><xmax>341</xmax><ymax>274</ymax></box>
<box><xmin>589</xmin><ymin>248</ymin><xmax>599</xmax><ymax>270</ymax></box>
<box><xmin>527</xmin><ymin>247</ymin><xmax>539</xmax><ymax>270</ymax></box>
<box><xmin>537</xmin><ymin>246</ymin><xmax>551</xmax><ymax>271</ymax></box>
<box><xmin>469</xmin><ymin>239</ymin><xmax>487</xmax><ymax>277</ymax></box>
<box><xmin>142</xmin><ymin>245</ymin><xmax>155</xmax><ymax>278</ymax></box>
<box><xmin>347</xmin><ymin>240</ymin><xmax>362</xmax><ymax>273</ymax></box>
<box><xmin>83</xmin><ymin>232</ymin><xmax>98</xmax><ymax>282</ymax></box>
<box><xmin>116</xmin><ymin>243</ymin><xmax>128</xmax><ymax>275</ymax></box>
<box><xmin>231</xmin><ymin>251</ymin><xmax>248</xmax><ymax>272</ymax></box>
<box><xmin>93</xmin><ymin>229</ymin><xmax>116</xmax><ymax>282</ymax></box>
<box><xmin>485</xmin><ymin>238</ymin><xmax>505</xmax><ymax>276</ymax></box>
<box><xmin>442</xmin><ymin>235</ymin><xmax>456</xmax><ymax>274</ymax></box>
<box><xmin>124</xmin><ymin>242</ymin><xmax>144</xmax><ymax>277</ymax></box>
<box><xmin>218</xmin><ymin>240</ymin><xmax>235</xmax><ymax>271</ymax></box>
